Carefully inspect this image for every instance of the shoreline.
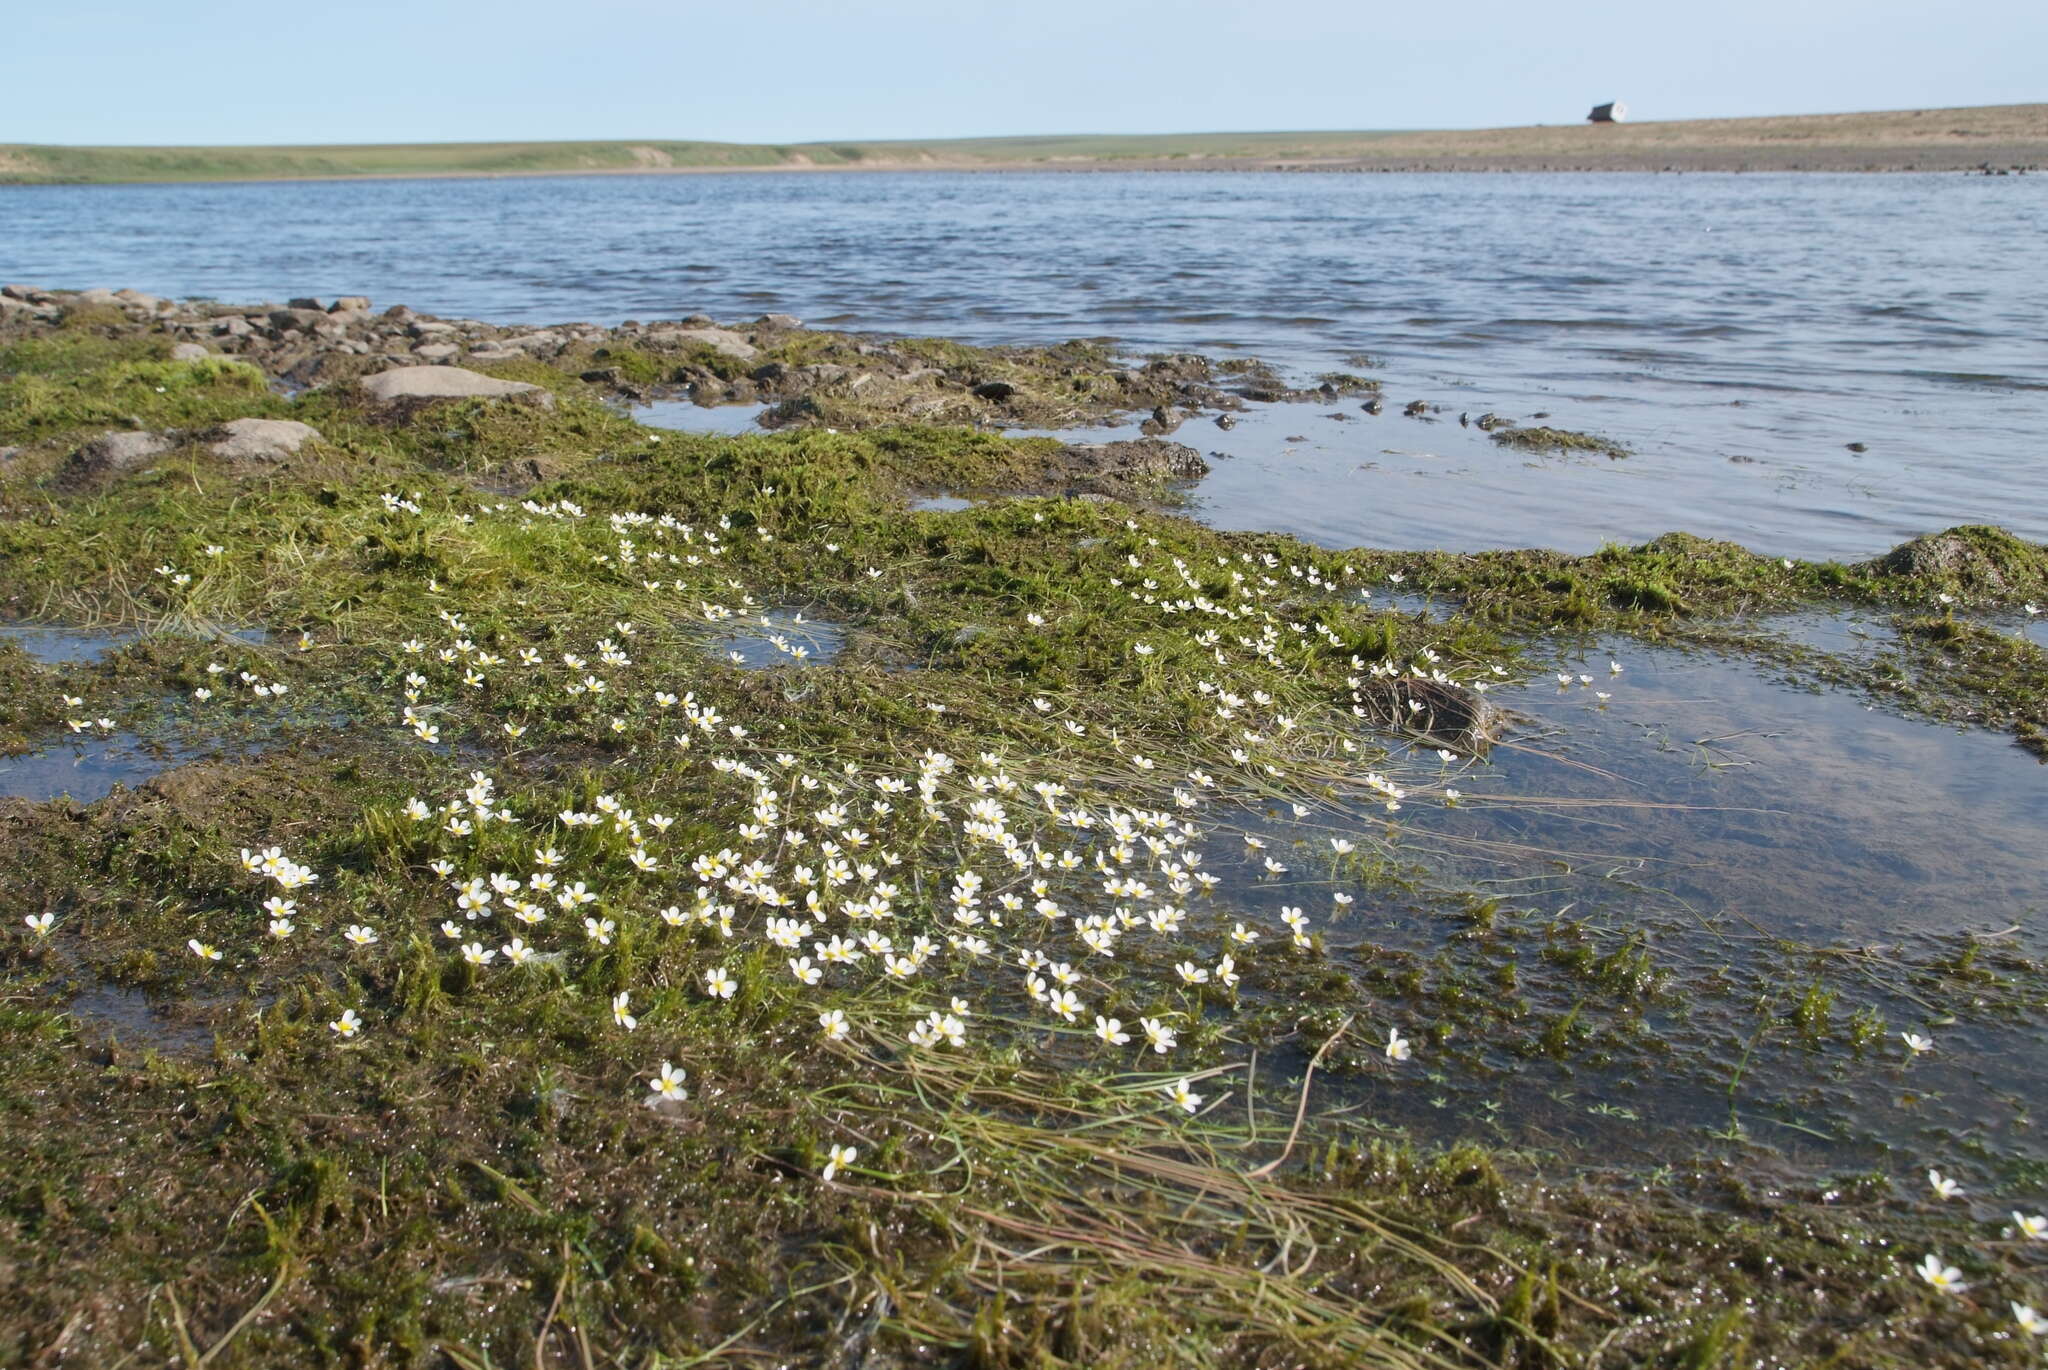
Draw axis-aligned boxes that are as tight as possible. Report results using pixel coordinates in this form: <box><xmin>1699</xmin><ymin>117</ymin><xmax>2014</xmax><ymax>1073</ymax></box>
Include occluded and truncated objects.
<box><xmin>6</xmin><ymin>103</ymin><xmax>2045</xmax><ymax>185</ymax></box>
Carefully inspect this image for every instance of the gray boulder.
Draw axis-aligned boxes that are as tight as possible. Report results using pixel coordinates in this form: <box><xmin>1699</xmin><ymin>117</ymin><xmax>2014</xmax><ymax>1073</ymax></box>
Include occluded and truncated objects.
<box><xmin>496</xmin><ymin>331</ymin><xmax>562</xmax><ymax>355</ymax></box>
<box><xmin>643</xmin><ymin>326</ymin><xmax>759</xmax><ymax>362</ymax></box>
<box><xmin>359</xmin><ymin>366</ymin><xmax>552</xmax><ymax>408</ymax></box>
<box><xmin>65</xmin><ymin>430</ymin><xmax>173</xmax><ymax>482</ymax></box>
<box><xmin>169</xmin><ymin>342</ymin><xmax>213</xmax><ymax>362</ymax></box>
<box><xmin>413</xmin><ymin>342</ymin><xmax>461</xmax><ymax>363</ymax></box>
<box><xmin>329</xmin><ymin>296</ymin><xmax>371</xmax><ymax>312</ymax></box>
<box><xmin>207</xmin><ymin>418</ymin><xmax>323</xmax><ymax>463</ymax></box>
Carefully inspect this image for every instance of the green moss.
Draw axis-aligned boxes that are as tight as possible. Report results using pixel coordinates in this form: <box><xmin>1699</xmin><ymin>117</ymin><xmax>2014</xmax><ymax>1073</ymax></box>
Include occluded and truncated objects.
<box><xmin>1489</xmin><ymin>425</ymin><xmax>1630</xmax><ymax>457</ymax></box>
<box><xmin>0</xmin><ymin>354</ymin><xmax>276</xmax><ymax>444</ymax></box>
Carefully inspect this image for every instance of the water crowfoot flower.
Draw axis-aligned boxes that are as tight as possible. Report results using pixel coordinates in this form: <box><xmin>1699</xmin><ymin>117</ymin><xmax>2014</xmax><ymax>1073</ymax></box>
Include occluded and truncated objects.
<box><xmin>612</xmin><ymin>991</ymin><xmax>637</xmax><ymax>1031</ymax></box>
<box><xmin>705</xmin><ymin>967</ymin><xmax>737</xmax><ymax>999</ymax></box>
<box><xmin>1140</xmin><ymin>1018</ymin><xmax>1178</xmax><ymax>1054</ymax></box>
<box><xmin>1901</xmin><ymin>1031</ymin><xmax>1933</xmax><ymax>1056</ymax></box>
<box><xmin>25</xmin><ymin>912</ymin><xmax>54</xmax><ymax>936</ymax></box>
<box><xmin>1164</xmin><ymin>1078</ymin><xmax>1203</xmax><ymax>1114</ymax></box>
<box><xmin>189</xmin><ymin>939</ymin><xmax>222</xmax><ymax>961</ymax></box>
<box><xmin>1385</xmin><ymin>1028</ymin><xmax>1412</xmax><ymax>1062</ymax></box>
<box><xmin>330</xmin><ymin>1009</ymin><xmax>362</xmax><ymax>1038</ymax></box>
<box><xmin>822</xmin><ymin>1143</ymin><xmax>858</xmax><ymax>1183</ymax></box>
<box><xmin>1915</xmin><ymin>1253</ymin><xmax>1965</xmax><ymax>1294</ymax></box>
<box><xmin>2015</xmin><ymin>1212</ymin><xmax>2048</xmax><ymax>1241</ymax></box>
<box><xmin>648</xmin><ymin>1061</ymin><xmax>688</xmax><ymax>1103</ymax></box>
<box><xmin>1926</xmin><ymin>1169</ymin><xmax>1962</xmax><ymax>1200</ymax></box>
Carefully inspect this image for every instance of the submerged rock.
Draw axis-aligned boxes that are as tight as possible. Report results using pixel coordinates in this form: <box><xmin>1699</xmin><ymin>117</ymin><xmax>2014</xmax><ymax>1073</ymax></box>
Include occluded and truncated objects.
<box><xmin>1348</xmin><ymin>677</ymin><xmax>1503</xmax><ymax>754</ymax></box>
<box><xmin>1063</xmin><ymin>438</ymin><xmax>1208</xmax><ymax>482</ymax></box>
<box><xmin>359</xmin><ymin>366</ymin><xmax>552</xmax><ymax>408</ymax></box>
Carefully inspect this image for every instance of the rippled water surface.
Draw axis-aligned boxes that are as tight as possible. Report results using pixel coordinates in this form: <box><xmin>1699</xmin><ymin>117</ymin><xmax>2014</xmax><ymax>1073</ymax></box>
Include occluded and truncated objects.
<box><xmin>6</xmin><ymin>171</ymin><xmax>2044</xmax><ymax>557</ymax></box>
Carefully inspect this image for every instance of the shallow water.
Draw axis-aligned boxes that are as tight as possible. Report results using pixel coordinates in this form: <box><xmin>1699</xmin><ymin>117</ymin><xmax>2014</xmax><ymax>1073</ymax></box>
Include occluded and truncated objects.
<box><xmin>0</xmin><ymin>624</ymin><xmax>135</xmax><ymax>664</ymax></box>
<box><xmin>629</xmin><ymin>398</ymin><xmax>770</xmax><ymax>436</ymax></box>
<box><xmin>67</xmin><ymin>982</ymin><xmax>217</xmax><ymax>1055</ymax></box>
<box><xmin>711</xmin><ymin>612</ymin><xmax>847</xmax><ymax>669</ymax></box>
<box><xmin>0</xmin><ymin>732</ymin><xmax>175</xmax><ymax>803</ymax></box>
<box><xmin>1211</xmin><ymin>640</ymin><xmax>2048</xmax><ymax>1182</ymax></box>
<box><xmin>7</xmin><ymin>170</ymin><xmax>2044</xmax><ymax>558</ymax></box>
<box><xmin>1412</xmin><ymin>642</ymin><xmax>2048</xmax><ymax>940</ymax></box>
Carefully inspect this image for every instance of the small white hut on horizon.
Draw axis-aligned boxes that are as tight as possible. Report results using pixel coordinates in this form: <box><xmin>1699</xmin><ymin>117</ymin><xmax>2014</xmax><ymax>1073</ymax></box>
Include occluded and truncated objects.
<box><xmin>1588</xmin><ymin>101</ymin><xmax>1629</xmax><ymax>124</ymax></box>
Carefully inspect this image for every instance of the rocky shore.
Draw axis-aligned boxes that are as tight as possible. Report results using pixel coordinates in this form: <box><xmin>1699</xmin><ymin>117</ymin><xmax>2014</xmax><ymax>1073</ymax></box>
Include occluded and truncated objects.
<box><xmin>0</xmin><ymin>283</ymin><xmax>1398</xmax><ymax>498</ymax></box>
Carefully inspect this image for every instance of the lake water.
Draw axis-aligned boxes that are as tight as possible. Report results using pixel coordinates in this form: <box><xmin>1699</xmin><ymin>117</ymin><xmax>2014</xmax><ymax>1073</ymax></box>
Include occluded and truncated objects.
<box><xmin>5</xmin><ymin>171</ymin><xmax>2045</xmax><ymax>559</ymax></box>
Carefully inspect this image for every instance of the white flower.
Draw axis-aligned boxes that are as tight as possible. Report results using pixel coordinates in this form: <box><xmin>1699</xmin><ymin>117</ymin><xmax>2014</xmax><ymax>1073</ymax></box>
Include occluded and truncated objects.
<box><xmin>1385</xmin><ymin>1028</ymin><xmax>1411</xmax><ymax>1062</ymax></box>
<box><xmin>1901</xmin><ymin>1031</ymin><xmax>1933</xmax><ymax>1055</ymax></box>
<box><xmin>1916</xmin><ymin>1252</ymin><xmax>1965</xmax><ymax>1294</ymax></box>
<box><xmin>2015</xmin><ymin>1303</ymin><xmax>2046</xmax><ymax>1336</ymax></box>
<box><xmin>1163</xmin><ymin>1078</ymin><xmax>1203</xmax><ymax>1114</ymax></box>
<box><xmin>2016</xmin><ymin>1212</ymin><xmax>2048</xmax><ymax>1241</ymax></box>
<box><xmin>1927</xmin><ymin>1169</ymin><xmax>1962</xmax><ymax>1200</ymax></box>
<box><xmin>329</xmin><ymin>1008</ymin><xmax>362</xmax><ymax>1037</ymax></box>
<box><xmin>648</xmin><ymin>1061</ymin><xmax>688</xmax><ymax>1102</ymax></box>
<box><xmin>189</xmin><ymin>938</ymin><xmax>222</xmax><ymax>961</ymax></box>
<box><xmin>344</xmin><ymin>924</ymin><xmax>378</xmax><ymax>947</ymax></box>
<box><xmin>24</xmin><ymin>912</ymin><xmax>53</xmax><ymax>936</ymax></box>
<box><xmin>822</xmin><ymin>1143</ymin><xmax>858</xmax><ymax>1182</ymax></box>
<box><xmin>1140</xmin><ymin>1017</ymin><xmax>1177</xmax><ymax>1054</ymax></box>
<box><xmin>612</xmin><ymin>991</ymin><xmax>638</xmax><ymax>1031</ymax></box>
<box><xmin>705</xmin><ymin>967</ymin><xmax>737</xmax><ymax>999</ymax></box>
<box><xmin>1093</xmin><ymin>1015</ymin><xmax>1131</xmax><ymax>1046</ymax></box>
<box><xmin>818</xmin><ymin>1008</ymin><xmax>850</xmax><ymax>1041</ymax></box>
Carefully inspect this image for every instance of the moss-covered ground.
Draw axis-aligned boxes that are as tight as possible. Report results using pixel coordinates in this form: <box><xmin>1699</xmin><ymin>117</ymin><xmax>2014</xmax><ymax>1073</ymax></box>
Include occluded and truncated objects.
<box><xmin>2</xmin><ymin>316</ymin><xmax>2045</xmax><ymax>1366</ymax></box>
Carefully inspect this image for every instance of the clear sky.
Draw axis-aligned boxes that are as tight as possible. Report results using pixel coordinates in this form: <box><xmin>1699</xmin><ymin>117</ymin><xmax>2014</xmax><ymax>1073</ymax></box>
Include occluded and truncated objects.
<box><xmin>10</xmin><ymin>0</ymin><xmax>2043</xmax><ymax>145</ymax></box>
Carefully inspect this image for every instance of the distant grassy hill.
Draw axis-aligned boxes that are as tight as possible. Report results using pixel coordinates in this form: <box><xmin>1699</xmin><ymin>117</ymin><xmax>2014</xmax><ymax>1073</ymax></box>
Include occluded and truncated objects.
<box><xmin>4</xmin><ymin>105</ymin><xmax>2044</xmax><ymax>183</ymax></box>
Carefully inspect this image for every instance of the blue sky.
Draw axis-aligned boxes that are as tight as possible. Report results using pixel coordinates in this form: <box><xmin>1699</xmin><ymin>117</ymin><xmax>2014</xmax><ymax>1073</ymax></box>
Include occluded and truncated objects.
<box><xmin>11</xmin><ymin>0</ymin><xmax>2043</xmax><ymax>145</ymax></box>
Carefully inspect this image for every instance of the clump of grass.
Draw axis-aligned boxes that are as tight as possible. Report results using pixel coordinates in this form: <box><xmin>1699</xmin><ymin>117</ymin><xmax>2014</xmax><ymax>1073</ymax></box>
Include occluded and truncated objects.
<box><xmin>1489</xmin><ymin>425</ymin><xmax>1630</xmax><ymax>457</ymax></box>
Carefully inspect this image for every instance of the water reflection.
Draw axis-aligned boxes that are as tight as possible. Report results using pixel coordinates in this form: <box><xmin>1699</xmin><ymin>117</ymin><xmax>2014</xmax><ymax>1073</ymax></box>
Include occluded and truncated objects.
<box><xmin>632</xmin><ymin>398</ymin><xmax>771</xmax><ymax>436</ymax></box>
<box><xmin>0</xmin><ymin>732</ymin><xmax>177</xmax><ymax>803</ymax></box>
<box><xmin>0</xmin><ymin>624</ymin><xmax>135</xmax><ymax>665</ymax></box>
<box><xmin>1189</xmin><ymin>636</ymin><xmax>2046</xmax><ymax>1185</ymax></box>
<box><xmin>710</xmin><ymin>611</ymin><xmax>847</xmax><ymax>669</ymax></box>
